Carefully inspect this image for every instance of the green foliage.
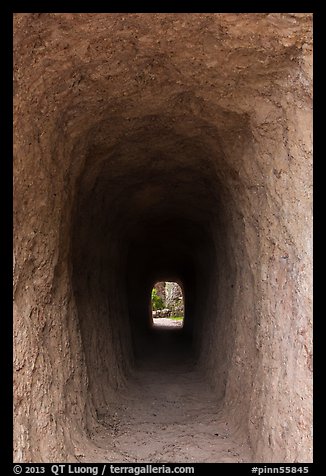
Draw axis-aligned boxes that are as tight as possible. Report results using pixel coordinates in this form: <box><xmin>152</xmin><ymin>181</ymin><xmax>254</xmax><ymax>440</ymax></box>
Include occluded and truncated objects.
<box><xmin>151</xmin><ymin>288</ymin><xmax>164</xmax><ymax>310</ymax></box>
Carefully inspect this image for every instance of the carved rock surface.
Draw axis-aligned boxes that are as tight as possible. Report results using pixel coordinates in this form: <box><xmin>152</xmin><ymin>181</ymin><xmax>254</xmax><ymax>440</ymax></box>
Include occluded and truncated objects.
<box><xmin>13</xmin><ymin>13</ymin><xmax>312</xmax><ymax>462</ymax></box>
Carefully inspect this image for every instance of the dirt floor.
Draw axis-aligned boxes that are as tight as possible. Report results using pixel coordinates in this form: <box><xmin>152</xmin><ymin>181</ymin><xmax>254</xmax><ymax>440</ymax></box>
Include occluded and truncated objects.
<box><xmin>77</xmin><ymin>329</ymin><xmax>251</xmax><ymax>463</ymax></box>
<box><xmin>153</xmin><ymin>317</ymin><xmax>183</xmax><ymax>328</ymax></box>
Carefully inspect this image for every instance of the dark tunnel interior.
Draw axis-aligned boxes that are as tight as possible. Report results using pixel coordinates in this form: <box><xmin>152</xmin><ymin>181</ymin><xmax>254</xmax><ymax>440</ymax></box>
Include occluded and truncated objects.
<box><xmin>71</xmin><ymin>124</ymin><xmax>220</xmax><ymax>366</ymax></box>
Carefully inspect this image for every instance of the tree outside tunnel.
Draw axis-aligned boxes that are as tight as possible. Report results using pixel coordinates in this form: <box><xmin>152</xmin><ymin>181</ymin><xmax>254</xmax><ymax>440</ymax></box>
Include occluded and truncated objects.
<box><xmin>151</xmin><ymin>281</ymin><xmax>184</xmax><ymax>327</ymax></box>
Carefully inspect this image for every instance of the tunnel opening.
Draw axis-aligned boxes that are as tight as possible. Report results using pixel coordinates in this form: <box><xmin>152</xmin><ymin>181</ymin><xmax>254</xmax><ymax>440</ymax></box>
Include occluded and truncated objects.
<box><xmin>13</xmin><ymin>13</ymin><xmax>312</xmax><ymax>463</ymax></box>
<box><xmin>151</xmin><ymin>281</ymin><xmax>185</xmax><ymax>329</ymax></box>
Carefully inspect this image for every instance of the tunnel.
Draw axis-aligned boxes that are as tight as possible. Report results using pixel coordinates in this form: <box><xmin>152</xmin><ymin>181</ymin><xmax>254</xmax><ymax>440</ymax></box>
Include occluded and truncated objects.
<box><xmin>13</xmin><ymin>13</ymin><xmax>313</xmax><ymax>463</ymax></box>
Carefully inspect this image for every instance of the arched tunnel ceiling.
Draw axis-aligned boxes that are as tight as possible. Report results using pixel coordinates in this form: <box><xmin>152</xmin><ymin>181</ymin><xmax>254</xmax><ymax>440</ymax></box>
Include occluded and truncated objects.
<box><xmin>14</xmin><ymin>12</ymin><xmax>312</xmax><ymax>160</ymax></box>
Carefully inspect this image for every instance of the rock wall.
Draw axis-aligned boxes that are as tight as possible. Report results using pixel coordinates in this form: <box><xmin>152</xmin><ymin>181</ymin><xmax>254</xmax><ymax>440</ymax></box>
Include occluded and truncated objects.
<box><xmin>13</xmin><ymin>13</ymin><xmax>312</xmax><ymax>462</ymax></box>
<box><xmin>165</xmin><ymin>282</ymin><xmax>184</xmax><ymax>316</ymax></box>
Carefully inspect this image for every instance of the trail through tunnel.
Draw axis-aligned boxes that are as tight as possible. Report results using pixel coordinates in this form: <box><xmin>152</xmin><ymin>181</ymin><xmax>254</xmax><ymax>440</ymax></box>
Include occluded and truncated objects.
<box><xmin>13</xmin><ymin>13</ymin><xmax>313</xmax><ymax>463</ymax></box>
